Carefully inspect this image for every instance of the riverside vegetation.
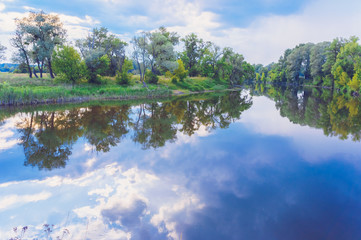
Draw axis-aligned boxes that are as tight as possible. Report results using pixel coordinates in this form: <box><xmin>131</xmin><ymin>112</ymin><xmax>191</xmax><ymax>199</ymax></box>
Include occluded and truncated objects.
<box><xmin>1</xmin><ymin>11</ymin><xmax>361</xmax><ymax>106</ymax></box>
<box><xmin>0</xmin><ymin>11</ymin><xmax>253</xmax><ymax>106</ymax></box>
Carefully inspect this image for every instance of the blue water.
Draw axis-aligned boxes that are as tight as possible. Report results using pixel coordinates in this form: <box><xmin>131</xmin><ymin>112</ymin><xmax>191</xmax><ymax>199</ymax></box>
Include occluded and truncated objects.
<box><xmin>0</xmin><ymin>90</ymin><xmax>360</xmax><ymax>239</ymax></box>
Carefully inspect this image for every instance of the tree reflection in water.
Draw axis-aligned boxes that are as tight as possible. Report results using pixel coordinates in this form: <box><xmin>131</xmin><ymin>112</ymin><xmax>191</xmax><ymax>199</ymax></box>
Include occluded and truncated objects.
<box><xmin>249</xmin><ymin>82</ymin><xmax>361</xmax><ymax>141</ymax></box>
<box><xmin>15</xmin><ymin>91</ymin><xmax>252</xmax><ymax>170</ymax></box>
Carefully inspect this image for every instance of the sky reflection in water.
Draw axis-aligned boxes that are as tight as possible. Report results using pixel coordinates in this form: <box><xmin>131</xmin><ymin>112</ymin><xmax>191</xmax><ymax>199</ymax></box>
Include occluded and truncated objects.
<box><xmin>0</xmin><ymin>90</ymin><xmax>361</xmax><ymax>240</ymax></box>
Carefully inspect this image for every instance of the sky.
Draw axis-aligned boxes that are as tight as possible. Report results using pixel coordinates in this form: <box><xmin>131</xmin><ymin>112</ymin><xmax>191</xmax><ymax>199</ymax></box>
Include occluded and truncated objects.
<box><xmin>1</xmin><ymin>0</ymin><xmax>361</xmax><ymax>64</ymax></box>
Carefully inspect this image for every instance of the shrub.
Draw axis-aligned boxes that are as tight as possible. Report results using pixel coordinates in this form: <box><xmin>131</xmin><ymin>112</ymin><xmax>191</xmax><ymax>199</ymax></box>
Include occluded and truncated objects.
<box><xmin>174</xmin><ymin>59</ymin><xmax>188</xmax><ymax>81</ymax></box>
<box><xmin>145</xmin><ymin>70</ymin><xmax>159</xmax><ymax>84</ymax></box>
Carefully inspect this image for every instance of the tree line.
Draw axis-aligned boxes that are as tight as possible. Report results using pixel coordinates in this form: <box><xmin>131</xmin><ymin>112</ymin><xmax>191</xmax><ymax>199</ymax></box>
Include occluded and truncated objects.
<box><xmin>255</xmin><ymin>36</ymin><xmax>361</xmax><ymax>96</ymax></box>
<box><xmin>0</xmin><ymin>11</ymin><xmax>255</xmax><ymax>87</ymax></box>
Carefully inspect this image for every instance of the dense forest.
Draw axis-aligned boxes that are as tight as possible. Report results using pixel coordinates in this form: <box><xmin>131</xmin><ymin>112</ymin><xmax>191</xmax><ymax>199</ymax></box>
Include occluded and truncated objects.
<box><xmin>255</xmin><ymin>37</ymin><xmax>361</xmax><ymax>96</ymax></box>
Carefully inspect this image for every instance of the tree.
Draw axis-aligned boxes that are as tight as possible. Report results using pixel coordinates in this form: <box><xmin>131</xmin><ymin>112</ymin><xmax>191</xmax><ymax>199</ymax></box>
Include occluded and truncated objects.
<box><xmin>323</xmin><ymin>38</ymin><xmax>347</xmax><ymax>77</ymax></box>
<box><xmin>310</xmin><ymin>42</ymin><xmax>330</xmax><ymax>81</ymax></box>
<box><xmin>116</xmin><ymin>57</ymin><xmax>133</xmax><ymax>85</ymax></box>
<box><xmin>0</xmin><ymin>42</ymin><xmax>6</xmax><ymax>61</ymax></box>
<box><xmin>181</xmin><ymin>33</ymin><xmax>209</xmax><ymax>76</ymax></box>
<box><xmin>52</xmin><ymin>45</ymin><xmax>85</xmax><ymax>86</ymax></box>
<box><xmin>76</xmin><ymin>27</ymin><xmax>117</xmax><ymax>84</ymax></box>
<box><xmin>10</xmin><ymin>26</ymin><xmax>33</xmax><ymax>78</ymax></box>
<box><xmin>173</xmin><ymin>59</ymin><xmax>188</xmax><ymax>82</ymax></box>
<box><xmin>84</xmin><ymin>50</ymin><xmax>110</xmax><ymax>84</ymax></box>
<box><xmin>132</xmin><ymin>33</ymin><xmax>148</xmax><ymax>86</ymax></box>
<box><xmin>331</xmin><ymin>37</ymin><xmax>361</xmax><ymax>92</ymax></box>
<box><xmin>146</xmin><ymin>27</ymin><xmax>179</xmax><ymax>74</ymax></box>
<box><xmin>200</xmin><ymin>42</ymin><xmax>222</xmax><ymax>78</ymax></box>
<box><xmin>17</xmin><ymin>11</ymin><xmax>66</xmax><ymax>78</ymax></box>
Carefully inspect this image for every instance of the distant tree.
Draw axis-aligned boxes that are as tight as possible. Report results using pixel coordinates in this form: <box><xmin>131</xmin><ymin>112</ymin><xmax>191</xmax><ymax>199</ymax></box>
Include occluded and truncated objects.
<box><xmin>310</xmin><ymin>42</ymin><xmax>330</xmax><ymax>81</ymax></box>
<box><xmin>331</xmin><ymin>36</ymin><xmax>361</xmax><ymax>92</ymax></box>
<box><xmin>323</xmin><ymin>38</ymin><xmax>347</xmax><ymax>77</ymax></box>
<box><xmin>52</xmin><ymin>45</ymin><xmax>85</xmax><ymax>87</ymax></box>
<box><xmin>0</xmin><ymin>42</ymin><xmax>6</xmax><ymax>61</ymax></box>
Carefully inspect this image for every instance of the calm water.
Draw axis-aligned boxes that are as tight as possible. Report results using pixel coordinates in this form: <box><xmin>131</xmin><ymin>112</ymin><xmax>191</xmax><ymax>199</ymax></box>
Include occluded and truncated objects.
<box><xmin>1</xmin><ymin>88</ymin><xmax>361</xmax><ymax>240</ymax></box>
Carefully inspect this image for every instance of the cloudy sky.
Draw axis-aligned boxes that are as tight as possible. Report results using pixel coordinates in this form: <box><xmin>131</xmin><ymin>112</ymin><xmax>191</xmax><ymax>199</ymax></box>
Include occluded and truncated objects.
<box><xmin>1</xmin><ymin>0</ymin><xmax>361</xmax><ymax>64</ymax></box>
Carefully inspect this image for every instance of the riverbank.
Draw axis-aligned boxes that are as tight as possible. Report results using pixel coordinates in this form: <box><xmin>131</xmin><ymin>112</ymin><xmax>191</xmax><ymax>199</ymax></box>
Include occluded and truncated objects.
<box><xmin>0</xmin><ymin>73</ymin><xmax>230</xmax><ymax>107</ymax></box>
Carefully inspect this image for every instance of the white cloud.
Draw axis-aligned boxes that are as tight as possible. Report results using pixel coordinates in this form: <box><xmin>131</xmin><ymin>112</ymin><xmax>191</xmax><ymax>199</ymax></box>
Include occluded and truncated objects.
<box><xmin>0</xmin><ymin>162</ymin><xmax>204</xmax><ymax>239</ymax></box>
<box><xmin>0</xmin><ymin>191</ymin><xmax>51</xmax><ymax>211</ymax></box>
<box><xmin>216</xmin><ymin>0</ymin><xmax>361</xmax><ymax>64</ymax></box>
<box><xmin>0</xmin><ymin>118</ymin><xmax>20</xmax><ymax>151</ymax></box>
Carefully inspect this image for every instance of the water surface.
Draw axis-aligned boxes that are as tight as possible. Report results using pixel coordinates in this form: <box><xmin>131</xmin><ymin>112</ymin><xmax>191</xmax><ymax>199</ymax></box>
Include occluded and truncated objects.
<box><xmin>1</xmin><ymin>89</ymin><xmax>361</xmax><ymax>240</ymax></box>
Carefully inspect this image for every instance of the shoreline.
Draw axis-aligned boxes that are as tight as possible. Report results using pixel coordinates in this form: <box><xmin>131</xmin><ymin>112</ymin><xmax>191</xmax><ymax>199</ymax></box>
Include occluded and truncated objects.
<box><xmin>0</xmin><ymin>88</ymin><xmax>240</xmax><ymax>108</ymax></box>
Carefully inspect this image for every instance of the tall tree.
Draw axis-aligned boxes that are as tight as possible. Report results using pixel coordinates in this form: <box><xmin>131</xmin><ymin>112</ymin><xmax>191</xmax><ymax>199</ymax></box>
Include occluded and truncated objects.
<box><xmin>18</xmin><ymin>11</ymin><xmax>66</xmax><ymax>78</ymax></box>
<box><xmin>181</xmin><ymin>33</ymin><xmax>209</xmax><ymax>76</ymax></box>
<box><xmin>10</xmin><ymin>27</ymin><xmax>33</xmax><ymax>78</ymax></box>
<box><xmin>76</xmin><ymin>27</ymin><xmax>118</xmax><ymax>83</ymax></box>
<box><xmin>132</xmin><ymin>32</ymin><xmax>149</xmax><ymax>85</ymax></box>
<box><xmin>146</xmin><ymin>27</ymin><xmax>179</xmax><ymax>74</ymax></box>
<box><xmin>310</xmin><ymin>42</ymin><xmax>330</xmax><ymax>81</ymax></box>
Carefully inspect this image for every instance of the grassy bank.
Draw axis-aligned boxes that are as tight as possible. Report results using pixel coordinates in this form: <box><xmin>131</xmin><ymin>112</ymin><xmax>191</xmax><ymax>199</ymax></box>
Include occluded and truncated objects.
<box><xmin>0</xmin><ymin>73</ymin><xmax>230</xmax><ymax>106</ymax></box>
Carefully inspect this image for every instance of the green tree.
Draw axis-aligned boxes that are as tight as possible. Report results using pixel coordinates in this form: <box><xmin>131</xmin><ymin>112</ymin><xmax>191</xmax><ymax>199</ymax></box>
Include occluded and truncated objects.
<box><xmin>146</xmin><ymin>27</ymin><xmax>179</xmax><ymax>74</ymax></box>
<box><xmin>116</xmin><ymin>57</ymin><xmax>133</xmax><ymax>85</ymax></box>
<box><xmin>18</xmin><ymin>11</ymin><xmax>66</xmax><ymax>78</ymax></box>
<box><xmin>310</xmin><ymin>42</ymin><xmax>330</xmax><ymax>82</ymax></box>
<box><xmin>76</xmin><ymin>27</ymin><xmax>124</xmax><ymax>83</ymax></box>
<box><xmin>331</xmin><ymin>37</ymin><xmax>361</xmax><ymax>92</ymax></box>
<box><xmin>173</xmin><ymin>59</ymin><xmax>188</xmax><ymax>82</ymax></box>
<box><xmin>181</xmin><ymin>33</ymin><xmax>208</xmax><ymax>76</ymax></box>
<box><xmin>84</xmin><ymin>51</ymin><xmax>110</xmax><ymax>84</ymax></box>
<box><xmin>52</xmin><ymin>45</ymin><xmax>85</xmax><ymax>87</ymax></box>
<box><xmin>200</xmin><ymin>43</ymin><xmax>222</xmax><ymax>79</ymax></box>
<box><xmin>131</xmin><ymin>33</ymin><xmax>148</xmax><ymax>86</ymax></box>
<box><xmin>10</xmin><ymin>24</ymin><xmax>34</xmax><ymax>78</ymax></box>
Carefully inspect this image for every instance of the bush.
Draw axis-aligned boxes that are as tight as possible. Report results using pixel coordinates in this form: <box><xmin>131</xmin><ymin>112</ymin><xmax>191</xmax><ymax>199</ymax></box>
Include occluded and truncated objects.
<box><xmin>145</xmin><ymin>70</ymin><xmax>159</xmax><ymax>84</ymax></box>
<box><xmin>174</xmin><ymin>59</ymin><xmax>188</xmax><ymax>81</ymax></box>
<box><xmin>116</xmin><ymin>71</ymin><xmax>131</xmax><ymax>85</ymax></box>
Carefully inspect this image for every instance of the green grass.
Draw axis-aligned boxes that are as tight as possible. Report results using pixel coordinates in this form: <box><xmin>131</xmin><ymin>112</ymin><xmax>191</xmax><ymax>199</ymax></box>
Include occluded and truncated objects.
<box><xmin>0</xmin><ymin>72</ymin><xmax>230</xmax><ymax>106</ymax></box>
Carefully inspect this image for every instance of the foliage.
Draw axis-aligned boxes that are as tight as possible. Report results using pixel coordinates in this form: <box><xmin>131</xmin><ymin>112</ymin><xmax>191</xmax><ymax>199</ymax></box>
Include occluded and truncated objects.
<box><xmin>14</xmin><ymin>11</ymin><xmax>66</xmax><ymax>78</ymax></box>
<box><xmin>145</xmin><ymin>70</ymin><xmax>159</xmax><ymax>84</ymax></box>
<box><xmin>53</xmin><ymin>45</ymin><xmax>85</xmax><ymax>86</ymax></box>
<box><xmin>116</xmin><ymin>58</ymin><xmax>133</xmax><ymax>85</ymax></box>
<box><xmin>181</xmin><ymin>33</ymin><xmax>209</xmax><ymax>76</ymax></box>
<box><xmin>173</xmin><ymin>59</ymin><xmax>188</xmax><ymax>82</ymax></box>
<box><xmin>84</xmin><ymin>51</ymin><xmax>110</xmax><ymax>84</ymax></box>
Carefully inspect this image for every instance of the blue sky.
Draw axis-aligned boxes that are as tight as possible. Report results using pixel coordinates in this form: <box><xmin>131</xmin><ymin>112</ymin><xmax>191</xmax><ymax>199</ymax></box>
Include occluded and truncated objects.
<box><xmin>0</xmin><ymin>0</ymin><xmax>361</xmax><ymax>64</ymax></box>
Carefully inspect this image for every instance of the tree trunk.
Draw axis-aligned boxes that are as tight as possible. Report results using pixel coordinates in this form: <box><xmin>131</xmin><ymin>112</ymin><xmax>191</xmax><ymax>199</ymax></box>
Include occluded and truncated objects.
<box><xmin>33</xmin><ymin>67</ymin><xmax>39</xmax><ymax>78</ymax></box>
<box><xmin>48</xmin><ymin>59</ymin><xmax>55</xmax><ymax>78</ymax></box>
<box><xmin>22</xmin><ymin>49</ymin><xmax>33</xmax><ymax>78</ymax></box>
